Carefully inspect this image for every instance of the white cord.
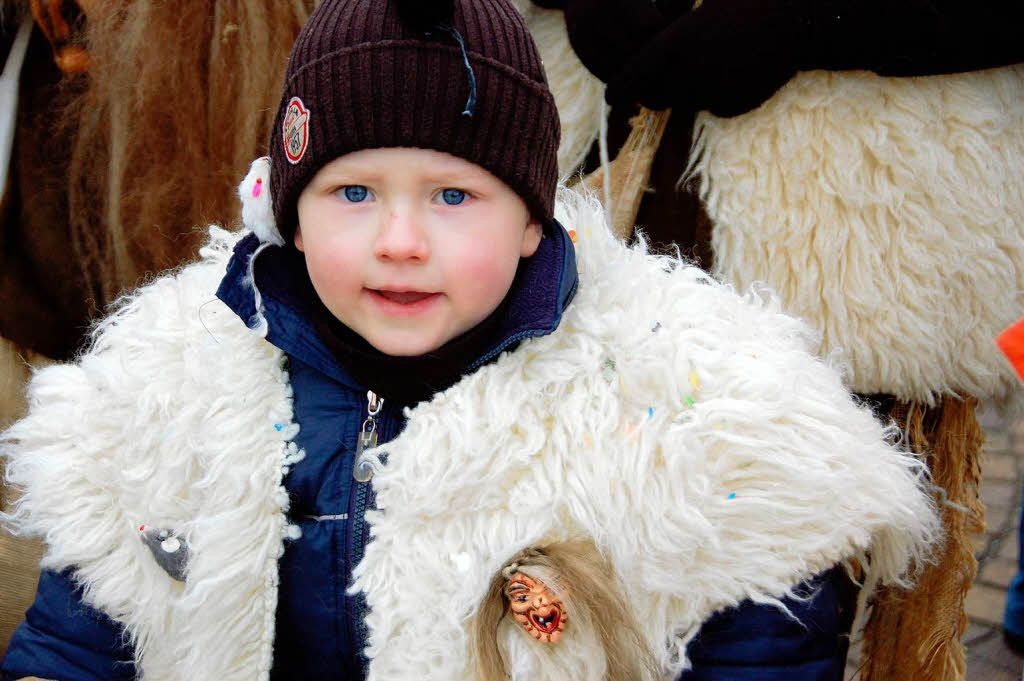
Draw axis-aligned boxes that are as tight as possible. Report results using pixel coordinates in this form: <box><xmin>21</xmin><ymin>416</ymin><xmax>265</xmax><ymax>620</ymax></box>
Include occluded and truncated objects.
<box><xmin>597</xmin><ymin>99</ymin><xmax>613</xmax><ymax>220</ymax></box>
<box><xmin>0</xmin><ymin>14</ymin><xmax>34</xmax><ymax>196</ymax></box>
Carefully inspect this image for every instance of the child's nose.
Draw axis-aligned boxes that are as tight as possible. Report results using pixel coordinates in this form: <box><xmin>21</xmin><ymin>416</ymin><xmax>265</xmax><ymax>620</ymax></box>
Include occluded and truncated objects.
<box><xmin>374</xmin><ymin>208</ymin><xmax>429</xmax><ymax>261</ymax></box>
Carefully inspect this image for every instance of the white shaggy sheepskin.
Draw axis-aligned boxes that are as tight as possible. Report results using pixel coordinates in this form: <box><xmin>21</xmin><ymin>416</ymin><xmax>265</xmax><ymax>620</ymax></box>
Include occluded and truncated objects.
<box><xmin>513</xmin><ymin>0</ymin><xmax>605</xmax><ymax>178</ymax></box>
<box><xmin>2</xmin><ymin>230</ymin><xmax>298</xmax><ymax>681</ymax></box>
<box><xmin>3</xmin><ymin>191</ymin><xmax>938</xmax><ymax>681</ymax></box>
<box><xmin>685</xmin><ymin>66</ymin><xmax>1024</xmax><ymax>410</ymax></box>
<box><xmin>353</xmin><ymin>188</ymin><xmax>938</xmax><ymax>680</ymax></box>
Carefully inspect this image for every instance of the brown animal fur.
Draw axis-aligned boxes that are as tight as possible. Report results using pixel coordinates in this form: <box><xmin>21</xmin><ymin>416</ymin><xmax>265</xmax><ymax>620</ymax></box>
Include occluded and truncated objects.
<box><xmin>5</xmin><ymin>1</ymin><xmax>315</xmax><ymax>358</ymax></box>
<box><xmin>470</xmin><ymin>541</ymin><xmax>661</xmax><ymax>681</ymax></box>
<box><xmin>48</xmin><ymin>0</ymin><xmax>305</xmax><ymax>301</ymax></box>
<box><xmin>64</xmin><ymin>0</ymin><xmax>315</xmax><ymax>303</ymax></box>
<box><xmin>859</xmin><ymin>395</ymin><xmax>985</xmax><ymax>681</ymax></box>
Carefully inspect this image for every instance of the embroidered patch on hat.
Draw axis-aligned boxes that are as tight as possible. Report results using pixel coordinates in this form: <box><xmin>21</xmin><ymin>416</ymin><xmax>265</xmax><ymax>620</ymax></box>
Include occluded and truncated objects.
<box><xmin>282</xmin><ymin>96</ymin><xmax>310</xmax><ymax>164</ymax></box>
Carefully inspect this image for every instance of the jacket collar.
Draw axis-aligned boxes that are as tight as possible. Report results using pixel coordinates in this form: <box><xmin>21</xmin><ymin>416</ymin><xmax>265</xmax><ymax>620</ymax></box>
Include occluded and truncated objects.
<box><xmin>216</xmin><ymin>221</ymin><xmax>578</xmax><ymax>389</ymax></box>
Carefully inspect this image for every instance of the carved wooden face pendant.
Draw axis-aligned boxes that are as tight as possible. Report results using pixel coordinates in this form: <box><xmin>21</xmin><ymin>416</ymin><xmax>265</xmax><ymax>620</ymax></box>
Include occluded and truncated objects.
<box><xmin>504</xmin><ymin>572</ymin><xmax>568</xmax><ymax>643</ymax></box>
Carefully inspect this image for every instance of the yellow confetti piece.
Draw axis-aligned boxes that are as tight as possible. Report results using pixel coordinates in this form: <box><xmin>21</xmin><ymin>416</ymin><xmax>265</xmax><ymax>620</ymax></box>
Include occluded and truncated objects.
<box><xmin>689</xmin><ymin>371</ymin><xmax>701</xmax><ymax>392</ymax></box>
<box><xmin>584</xmin><ymin>434</ymin><xmax>594</xmax><ymax>448</ymax></box>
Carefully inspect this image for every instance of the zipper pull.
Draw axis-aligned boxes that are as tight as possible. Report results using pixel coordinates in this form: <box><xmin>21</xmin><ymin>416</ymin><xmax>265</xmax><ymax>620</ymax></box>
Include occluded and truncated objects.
<box><xmin>354</xmin><ymin>391</ymin><xmax>383</xmax><ymax>482</ymax></box>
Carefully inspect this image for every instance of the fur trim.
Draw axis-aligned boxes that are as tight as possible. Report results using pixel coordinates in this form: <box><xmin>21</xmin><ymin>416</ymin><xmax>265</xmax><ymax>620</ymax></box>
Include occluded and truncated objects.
<box><xmin>685</xmin><ymin>66</ymin><xmax>1024</xmax><ymax>411</ymax></box>
<box><xmin>353</xmin><ymin>188</ymin><xmax>940</xmax><ymax>680</ymax></box>
<box><xmin>514</xmin><ymin>1</ymin><xmax>605</xmax><ymax>178</ymax></box>
<box><xmin>2</xmin><ymin>227</ymin><xmax>297</xmax><ymax>681</ymax></box>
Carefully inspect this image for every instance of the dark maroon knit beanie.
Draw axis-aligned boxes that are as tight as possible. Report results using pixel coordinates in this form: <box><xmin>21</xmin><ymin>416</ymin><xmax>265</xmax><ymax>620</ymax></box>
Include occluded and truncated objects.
<box><xmin>269</xmin><ymin>0</ymin><xmax>561</xmax><ymax>243</ymax></box>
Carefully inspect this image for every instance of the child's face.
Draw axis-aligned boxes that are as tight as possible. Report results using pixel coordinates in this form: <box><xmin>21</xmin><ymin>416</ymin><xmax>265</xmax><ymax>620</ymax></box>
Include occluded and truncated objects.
<box><xmin>295</xmin><ymin>147</ymin><xmax>542</xmax><ymax>357</ymax></box>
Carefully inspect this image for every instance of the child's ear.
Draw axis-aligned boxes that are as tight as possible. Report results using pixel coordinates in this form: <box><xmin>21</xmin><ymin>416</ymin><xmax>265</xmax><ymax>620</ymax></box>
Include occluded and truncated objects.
<box><xmin>294</xmin><ymin>225</ymin><xmax>305</xmax><ymax>252</ymax></box>
<box><xmin>520</xmin><ymin>219</ymin><xmax>542</xmax><ymax>257</ymax></box>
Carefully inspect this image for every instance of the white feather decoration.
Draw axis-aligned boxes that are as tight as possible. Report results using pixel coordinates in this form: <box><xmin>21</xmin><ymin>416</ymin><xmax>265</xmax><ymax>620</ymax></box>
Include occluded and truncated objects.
<box><xmin>238</xmin><ymin>156</ymin><xmax>284</xmax><ymax>246</ymax></box>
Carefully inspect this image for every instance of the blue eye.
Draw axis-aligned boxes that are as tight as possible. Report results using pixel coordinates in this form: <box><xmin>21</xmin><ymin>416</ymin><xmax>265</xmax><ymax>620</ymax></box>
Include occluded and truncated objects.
<box><xmin>340</xmin><ymin>185</ymin><xmax>369</xmax><ymax>202</ymax></box>
<box><xmin>441</xmin><ymin>189</ymin><xmax>466</xmax><ymax>206</ymax></box>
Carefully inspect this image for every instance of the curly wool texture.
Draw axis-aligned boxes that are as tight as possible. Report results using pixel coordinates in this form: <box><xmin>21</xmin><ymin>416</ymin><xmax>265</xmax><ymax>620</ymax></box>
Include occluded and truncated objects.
<box><xmin>1</xmin><ymin>229</ymin><xmax>298</xmax><ymax>681</ymax></box>
<box><xmin>2</xmin><ymin>192</ymin><xmax>937</xmax><ymax>681</ymax></box>
<box><xmin>353</xmin><ymin>188</ymin><xmax>939</xmax><ymax>681</ymax></box>
<box><xmin>512</xmin><ymin>0</ymin><xmax>605</xmax><ymax>178</ymax></box>
<box><xmin>685</xmin><ymin>66</ymin><xmax>1024</xmax><ymax>410</ymax></box>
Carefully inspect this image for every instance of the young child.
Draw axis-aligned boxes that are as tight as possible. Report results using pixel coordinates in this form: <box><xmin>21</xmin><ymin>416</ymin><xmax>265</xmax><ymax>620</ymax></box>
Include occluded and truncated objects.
<box><xmin>2</xmin><ymin>1</ymin><xmax>938</xmax><ymax>680</ymax></box>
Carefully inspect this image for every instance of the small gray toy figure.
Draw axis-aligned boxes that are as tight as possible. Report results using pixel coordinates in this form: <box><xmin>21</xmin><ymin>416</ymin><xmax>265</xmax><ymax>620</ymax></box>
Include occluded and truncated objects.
<box><xmin>139</xmin><ymin>525</ymin><xmax>190</xmax><ymax>582</ymax></box>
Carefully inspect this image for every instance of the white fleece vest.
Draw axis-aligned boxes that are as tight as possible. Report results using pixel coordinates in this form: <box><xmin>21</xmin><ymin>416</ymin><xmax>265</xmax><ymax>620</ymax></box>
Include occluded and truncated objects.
<box><xmin>684</xmin><ymin>66</ymin><xmax>1024</xmax><ymax>411</ymax></box>
<box><xmin>527</xmin><ymin>3</ymin><xmax>1024</xmax><ymax>411</ymax></box>
<box><xmin>3</xmin><ymin>189</ymin><xmax>938</xmax><ymax>681</ymax></box>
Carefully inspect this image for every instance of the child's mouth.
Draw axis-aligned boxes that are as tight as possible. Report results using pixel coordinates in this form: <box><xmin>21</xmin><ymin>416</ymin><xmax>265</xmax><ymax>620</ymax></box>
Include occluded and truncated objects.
<box><xmin>368</xmin><ymin>289</ymin><xmax>442</xmax><ymax>316</ymax></box>
<box><xmin>375</xmin><ymin>290</ymin><xmax>436</xmax><ymax>304</ymax></box>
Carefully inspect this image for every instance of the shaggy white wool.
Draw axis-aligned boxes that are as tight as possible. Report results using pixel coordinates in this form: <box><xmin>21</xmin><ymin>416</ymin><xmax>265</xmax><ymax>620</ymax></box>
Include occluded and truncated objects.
<box><xmin>513</xmin><ymin>0</ymin><xmax>605</xmax><ymax>178</ymax></box>
<box><xmin>353</xmin><ymin>188</ymin><xmax>939</xmax><ymax>681</ymax></box>
<box><xmin>2</xmin><ymin>228</ymin><xmax>297</xmax><ymax>681</ymax></box>
<box><xmin>2</xmin><ymin>192</ymin><xmax>938</xmax><ymax>681</ymax></box>
<box><xmin>685</xmin><ymin>66</ymin><xmax>1024</xmax><ymax>411</ymax></box>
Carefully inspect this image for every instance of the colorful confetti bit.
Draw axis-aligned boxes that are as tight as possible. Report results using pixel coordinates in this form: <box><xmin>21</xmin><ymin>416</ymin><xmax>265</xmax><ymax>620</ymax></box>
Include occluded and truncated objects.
<box><xmin>568</xmin><ymin>229</ymin><xmax>578</xmax><ymax>243</ymax></box>
<box><xmin>689</xmin><ymin>371</ymin><xmax>701</xmax><ymax>392</ymax></box>
<box><xmin>648</xmin><ymin>407</ymin><xmax>655</xmax><ymax>419</ymax></box>
<box><xmin>651</xmin><ymin>322</ymin><xmax>662</xmax><ymax>333</ymax></box>
<box><xmin>684</xmin><ymin>396</ymin><xmax>695</xmax><ymax>407</ymax></box>
<box><xmin>252</xmin><ymin>177</ymin><xmax>263</xmax><ymax>198</ymax></box>
<box><xmin>274</xmin><ymin>423</ymin><xmax>284</xmax><ymax>432</ymax></box>
<box><xmin>728</xmin><ymin>492</ymin><xmax>737</xmax><ymax>500</ymax></box>
<box><xmin>601</xmin><ymin>358</ymin><xmax>616</xmax><ymax>382</ymax></box>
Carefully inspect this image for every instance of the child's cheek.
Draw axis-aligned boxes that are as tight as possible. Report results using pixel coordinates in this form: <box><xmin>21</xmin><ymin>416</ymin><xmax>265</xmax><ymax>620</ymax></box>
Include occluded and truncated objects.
<box><xmin>448</xmin><ymin>245</ymin><xmax>519</xmax><ymax>308</ymax></box>
<box><xmin>304</xmin><ymin>237</ymin><xmax>364</xmax><ymax>309</ymax></box>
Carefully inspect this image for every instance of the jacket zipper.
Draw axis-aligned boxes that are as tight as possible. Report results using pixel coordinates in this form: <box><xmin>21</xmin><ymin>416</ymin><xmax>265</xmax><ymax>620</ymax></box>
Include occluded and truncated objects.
<box><xmin>348</xmin><ymin>390</ymin><xmax>390</xmax><ymax>677</ymax></box>
<box><xmin>353</xmin><ymin>390</ymin><xmax>382</xmax><ymax>482</ymax></box>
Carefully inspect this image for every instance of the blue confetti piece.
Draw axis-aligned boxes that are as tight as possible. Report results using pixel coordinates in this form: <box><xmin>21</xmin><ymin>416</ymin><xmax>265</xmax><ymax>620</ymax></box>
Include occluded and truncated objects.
<box><xmin>728</xmin><ymin>492</ymin><xmax>737</xmax><ymax>500</ymax></box>
<box><xmin>648</xmin><ymin>407</ymin><xmax>654</xmax><ymax>419</ymax></box>
<box><xmin>274</xmin><ymin>424</ymin><xmax>284</xmax><ymax>432</ymax></box>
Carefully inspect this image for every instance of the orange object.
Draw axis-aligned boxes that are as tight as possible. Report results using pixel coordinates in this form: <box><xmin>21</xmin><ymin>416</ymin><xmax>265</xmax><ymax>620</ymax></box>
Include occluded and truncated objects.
<box><xmin>30</xmin><ymin>0</ymin><xmax>91</xmax><ymax>74</ymax></box>
<box><xmin>504</xmin><ymin>572</ymin><xmax>567</xmax><ymax>643</ymax></box>
<box><xmin>996</xmin><ymin>317</ymin><xmax>1024</xmax><ymax>383</ymax></box>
